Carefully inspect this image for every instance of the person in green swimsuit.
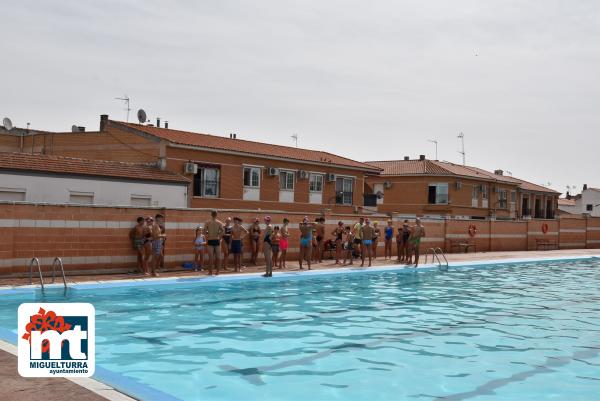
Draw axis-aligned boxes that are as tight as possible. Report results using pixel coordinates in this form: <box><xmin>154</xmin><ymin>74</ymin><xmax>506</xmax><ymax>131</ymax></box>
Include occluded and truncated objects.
<box><xmin>407</xmin><ymin>218</ymin><xmax>425</xmax><ymax>267</ymax></box>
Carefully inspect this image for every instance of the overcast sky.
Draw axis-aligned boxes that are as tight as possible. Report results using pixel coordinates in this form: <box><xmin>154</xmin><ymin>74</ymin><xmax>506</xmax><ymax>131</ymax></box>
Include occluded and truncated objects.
<box><xmin>1</xmin><ymin>1</ymin><xmax>599</xmax><ymax>194</ymax></box>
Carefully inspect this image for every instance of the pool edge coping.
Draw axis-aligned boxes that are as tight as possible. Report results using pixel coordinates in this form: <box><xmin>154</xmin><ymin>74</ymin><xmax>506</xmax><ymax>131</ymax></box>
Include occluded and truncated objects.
<box><xmin>0</xmin><ymin>338</ymin><xmax>138</xmax><ymax>401</ymax></box>
<box><xmin>0</xmin><ymin>253</ymin><xmax>598</xmax><ymax>293</ymax></box>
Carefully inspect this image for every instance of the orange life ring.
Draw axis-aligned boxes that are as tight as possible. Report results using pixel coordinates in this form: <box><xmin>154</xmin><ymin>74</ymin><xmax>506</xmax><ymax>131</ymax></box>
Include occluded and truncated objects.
<box><xmin>541</xmin><ymin>223</ymin><xmax>549</xmax><ymax>234</ymax></box>
<box><xmin>468</xmin><ymin>224</ymin><xmax>477</xmax><ymax>237</ymax></box>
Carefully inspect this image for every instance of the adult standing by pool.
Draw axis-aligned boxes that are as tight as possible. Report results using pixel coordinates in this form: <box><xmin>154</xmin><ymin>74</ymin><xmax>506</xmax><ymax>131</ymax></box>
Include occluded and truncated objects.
<box><xmin>262</xmin><ymin>216</ymin><xmax>274</xmax><ymax>277</ymax></box>
<box><xmin>361</xmin><ymin>218</ymin><xmax>374</xmax><ymax>267</ymax></box>
<box><xmin>156</xmin><ymin>214</ymin><xmax>166</xmax><ymax>272</ymax></box>
<box><xmin>315</xmin><ymin>217</ymin><xmax>325</xmax><ymax>263</ymax></box>
<box><xmin>353</xmin><ymin>217</ymin><xmax>364</xmax><ymax>261</ymax></box>
<box><xmin>407</xmin><ymin>218</ymin><xmax>425</xmax><ymax>267</ymax></box>
<box><xmin>372</xmin><ymin>221</ymin><xmax>381</xmax><ymax>259</ymax></box>
<box><xmin>204</xmin><ymin>210</ymin><xmax>224</xmax><ymax>276</ymax></box>
<box><xmin>299</xmin><ymin>216</ymin><xmax>316</xmax><ymax>270</ymax></box>
<box><xmin>278</xmin><ymin>218</ymin><xmax>290</xmax><ymax>269</ymax></box>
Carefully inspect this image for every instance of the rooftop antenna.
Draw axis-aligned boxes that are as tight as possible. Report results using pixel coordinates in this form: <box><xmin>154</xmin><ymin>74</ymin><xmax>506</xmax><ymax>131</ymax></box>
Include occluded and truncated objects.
<box><xmin>506</xmin><ymin>170</ymin><xmax>513</xmax><ymax>176</ymax></box>
<box><xmin>457</xmin><ymin>132</ymin><xmax>465</xmax><ymax>165</ymax></box>
<box><xmin>427</xmin><ymin>139</ymin><xmax>438</xmax><ymax>160</ymax></box>
<box><xmin>291</xmin><ymin>133</ymin><xmax>298</xmax><ymax>148</ymax></box>
<box><xmin>115</xmin><ymin>95</ymin><xmax>131</xmax><ymax>122</ymax></box>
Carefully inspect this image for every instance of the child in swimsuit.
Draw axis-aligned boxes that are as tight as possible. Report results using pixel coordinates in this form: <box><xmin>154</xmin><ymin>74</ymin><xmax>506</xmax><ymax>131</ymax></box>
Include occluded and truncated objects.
<box><xmin>194</xmin><ymin>226</ymin><xmax>206</xmax><ymax>271</ymax></box>
<box><xmin>332</xmin><ymin>221</ymin><xmax>344</xmax><ymax>264</ymax></box>
<box><xmin>279</xmin><ymin>218</ymin><xmax>290</xmax><ymax>269</ymax></box>
<box><xmin>271</xmin><ymin>226</ymin><xmax>281</xmax><ymax>268</ymax></box>
<box><xmin>384</xmin><ymin>220</ymin><xmax>394</xmax><ymax>260</ymax></box>
<box><xmin>342</xmin><ymin>226</ymin><xmax>354</xmax><ymax>266</ymax></box>
<box><xmin>250</xmin><ymin>218</ymin><xmax>261</xmax><ymax>265</ymax></box>
<box><xmin>222</xmin><ymin>217</ymin><xmax>233</xmax><ymax>271</ymax></box>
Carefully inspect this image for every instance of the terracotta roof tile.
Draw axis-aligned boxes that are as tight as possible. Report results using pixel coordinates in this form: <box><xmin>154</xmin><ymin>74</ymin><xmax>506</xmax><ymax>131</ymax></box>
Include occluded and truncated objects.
<box><xmin>114</xmin><ymin>121</ymin><xmax>380</xmax><ymax>172</ymax></box>
<box><xmin>366</xmin><ymin>159</ymin><xmax>559</xmax><ymax>193</ymax></box>
<box><xmin>0</xmin><ymin>152</ymin><xmax>189</xmax><ymax>184</ymax></box>
<box><xmin>558</xmin><ymin>198</ymin><xmax>576</xmax><ymax>206</ymax></box>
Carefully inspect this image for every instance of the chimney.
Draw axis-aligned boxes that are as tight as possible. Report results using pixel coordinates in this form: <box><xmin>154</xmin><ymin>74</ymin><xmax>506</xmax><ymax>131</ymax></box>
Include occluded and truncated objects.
<box><xmin>99</xmin><ymin>114</ymin><xmax>108</xmax><ymax>132</ymax></box>
<box><xmin>233</xmin><ymin>133</ymin><xmax>237</xmax><ymax>139</ymax></box>
<box><xmin>404</xmin><ymin>156</ymin><xmax>409</xmax><ymax>161</ymax></box>
<box><xmin>77</xmin><ymin>126</ymin><xmax>85</xmax><ymax>132</ymax></box>
<box><xmin>494</xmin><ymin>169</ymin><xmax>504</xmax><ymax>176</ymax></box>
<box><xmin>164</xmin><ymin>121</ymin><xmax>169</xmax><ymax>129</ymax></box>
<box><xmin>419</xmin><ymin>155</ymin><xmax>425</xmax><ymax>161</ymax></box>
<box><xmin>156</xmin><ymin>118</ymin><xmax>161</xmax><ymax>128</ymax></box>
<box><xmin>583</xmin><ymin>184</ymin><xmax>588</xmax><ymax>190</ymax></box>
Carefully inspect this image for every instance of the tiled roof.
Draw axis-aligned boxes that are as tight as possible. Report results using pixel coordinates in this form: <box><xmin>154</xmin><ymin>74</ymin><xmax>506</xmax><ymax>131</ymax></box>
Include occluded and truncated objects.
<box><xmin>113</xmin><ymin>121</ymin><xmax>380</xmax><ymax>172</ymax></box>
<box><xmin>366</xmin><ymin>159</ymin><xmax>559</xmax><ymax>194</ymax></box>
<box><xmin>0</xmin><ymin>152</ymin><xmax>189</xmax><ymax>184</ymax></box>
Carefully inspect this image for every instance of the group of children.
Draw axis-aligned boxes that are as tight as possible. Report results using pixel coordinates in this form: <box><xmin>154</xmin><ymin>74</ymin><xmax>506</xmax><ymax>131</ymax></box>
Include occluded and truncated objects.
<box><xmin>330</xmin><ymin>217</ymin><xmax>425</xmax><ymax>268</ymax></box>
<box><xmin>133</xmin><ymin>212</ymin><xmax>426</xmax><ymax>278</ymax></box>
<box><xmin>130</xmin><ymin>214</ymin><xmax>167</xmax><ymax>277</ymax></box>
<box><xmin>193</xmin><ymin>211</ymin><xmax>291</xmax><ymax>276</ymax></box>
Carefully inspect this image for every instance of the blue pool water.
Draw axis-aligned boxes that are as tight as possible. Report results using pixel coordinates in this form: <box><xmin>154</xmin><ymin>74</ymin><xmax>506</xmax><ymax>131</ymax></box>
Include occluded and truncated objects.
<box><xmin>0</xmin><ymin>258</ymin><xmax>599</xmax><ymax>401</ymax></box>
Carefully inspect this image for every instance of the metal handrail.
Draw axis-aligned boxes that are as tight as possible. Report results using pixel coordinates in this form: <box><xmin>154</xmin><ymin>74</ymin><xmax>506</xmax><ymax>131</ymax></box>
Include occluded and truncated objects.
<box><xmin>28</xmin><ymin>257</ymin><xmax>44</xmax><ymax>289</ymax></box>
<box><xmin>51</xmin><ymin>257</ymin><xmax>67</xmax><ymax>288</ymax></box>
<box><xmin>424</xmin><ymin>248</ymin><xmax>449</xmax><ymax>271</ymax></box>
<box><xmin>434</xmin><ymin>247</ymin><xmax>449</xmax><ymax>268</ymax></box>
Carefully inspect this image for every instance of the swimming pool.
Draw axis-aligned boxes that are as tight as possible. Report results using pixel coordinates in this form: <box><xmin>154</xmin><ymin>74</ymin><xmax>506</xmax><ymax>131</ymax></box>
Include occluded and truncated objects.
<box><xmin>0</xmin><ymin>257</ymin><xmax>599</xmax><ymax>401</ymax></box>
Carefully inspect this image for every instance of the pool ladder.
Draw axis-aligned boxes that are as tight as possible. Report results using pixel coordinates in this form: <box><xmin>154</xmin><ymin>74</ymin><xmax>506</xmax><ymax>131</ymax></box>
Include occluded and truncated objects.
<box><xmin>28</xmin><ymin>257</ymin><xmax>68</xmax><ymax>289</ymax></box>
<box><xmin>424</xmin><ymin>248</ymin><xmax>449</xmax><ymax>271</ymax></box>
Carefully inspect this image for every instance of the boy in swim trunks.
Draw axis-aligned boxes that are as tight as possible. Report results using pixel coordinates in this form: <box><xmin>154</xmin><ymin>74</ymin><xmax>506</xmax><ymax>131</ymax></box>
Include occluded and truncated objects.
<box><xmin>299</xmin><ymin>216</ymin><xmax>316</xmax><ymax>270</ymax></box>
<box><xmin>231</xmin><ymin>217</ymin><xmax>248</xmax><ymax>272</ymax></box>
<box><xmin>360</xmin><ymin>218</ymin><xmax>374</xmax><ymax>267</ymax></box>
<box><xmin>278</xmin><ymin>218</ymin><xmax>290</xmax><ymax>269</ymax></box>
<box><xmin>193</xmin><ymin>226</ymin><xmax>206</xmax><ymax>271</ymax></box>
<box><xmin>203</xmin><ymin>210</ymin><xmax>224</xmax><ymax>276</ymax></box>
<box><xmin>130</xmin><ymin>216</ymin><xmax>146</xmax><ymax>274</ymax></box>
<box><xmin>342</xmin><ymin>226</ymin><xmax>354</xmax><ymax>266</ymax></box>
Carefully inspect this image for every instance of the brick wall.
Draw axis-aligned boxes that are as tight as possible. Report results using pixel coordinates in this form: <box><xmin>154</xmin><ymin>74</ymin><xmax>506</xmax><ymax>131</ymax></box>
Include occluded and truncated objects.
<box><xmin>1</xmin><ymin>204</ymin><xmax>598</xmax><ymax>278</ymax></box>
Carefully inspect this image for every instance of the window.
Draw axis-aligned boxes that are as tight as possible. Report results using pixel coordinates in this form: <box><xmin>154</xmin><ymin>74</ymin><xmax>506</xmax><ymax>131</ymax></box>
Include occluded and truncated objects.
<box><xmin>280</xmin><ymin>171</ymin><xmax>295</xmax><ymax>190</ymax></box>
<box><xmin>309</xmin><ymin>174</ymin><xmax>323</xmax><ymax>192</ymax></box>
<box><xmin>335</xmin><ymin>177</ymin><xmax>353</xmax><ymax>205</ymax></box>
<box><xmin>472</xmin><ymin>186</ymin><xmax>479</xmax><ymax>200</ymax></box>
<box><xmin>481</xmin><ymin>185</ymin><xmax>488</xmax><ymax>199</ymax></box>
<box><xmin>587</xmin><ymin>204</ymin><xmax>594</xmax><ymax>212</ymax></box>
<box><xmin>193</xmin><ymin>167</ymin><xmax>220</xmax><ymax>197</ymax></box>
<box><xmin>243</xmin><ymin>167</ymin><xmax>260</xmax><ymax>188</ymax></box>
<box><xmin>69</xmin><ymin>191</ymin><xmax>94</xmax><ymax>205</ymax></box>
<box><xmin>0</xmin><ymin>188</ymin><xmax>25</xmax><ymax>201</ymax></box>
<box><xmin>510</xmin><ymin>191</ymin><xmax>516</xmax><ymax>203</ymax></box>
<box><xmin>498</xmin><ymin>190</ymin><xmax>507</xmax><ymax>209</ymax></box>
<box><xmin>428</xmin><ymin>183</ymin><xmax>449</xmax><ymax>204</ymax></box>
<box><xmin>130</xmin><ymin>195</ymin><xmax>152</xmax><ymax>206</ymax></box>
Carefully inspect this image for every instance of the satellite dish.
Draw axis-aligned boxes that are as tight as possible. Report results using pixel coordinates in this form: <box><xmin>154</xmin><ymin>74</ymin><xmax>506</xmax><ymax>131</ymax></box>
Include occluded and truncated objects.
<box><xmin>137</xmin><ymin>109</ymin><xmax>147</xmax><ymax>124</ymax></box>
<box><xmin>71</xmin><ymin>124</ymin><xmax>79</xmax><ymax>132</ymax></box>
<box><xmin>2</xmin><ymin>117</ymin><xmax>13</xmax><ymax>131</ymax></box>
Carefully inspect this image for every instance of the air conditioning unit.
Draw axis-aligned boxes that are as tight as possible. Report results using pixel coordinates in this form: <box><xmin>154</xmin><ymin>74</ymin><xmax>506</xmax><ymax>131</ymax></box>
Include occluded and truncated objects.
<box><xmin>326</xmin><ymin>173</ymin><xmax>336</xmax><ymax>182</ymax></box>
<box><xmin>299</xmin><ymin>170</ymin><xmax>308</xmax><ymax>179</ymax></box>
<box><xmin>455</xmin><ymin>180</ymin><xmax>462</xmax><ymax>190</ymax></box>
<box><xmin>184</xmin><ymin>162</ymin><xmax>197</xmax><ymax>174</ymax></box>
<box><xmin>383</xmin><ymin>181</ymin><xmax>392</xmax><ymax>189</ymax></box>
<box><xmin>376</xmin><ymin>191</ymin><xmax>384</xmax><ymax>199</ymax></box>
<box><xmin>268</xmin><ymin>167</ymin><xmax>279</xmax><ymax>176</ymax></box>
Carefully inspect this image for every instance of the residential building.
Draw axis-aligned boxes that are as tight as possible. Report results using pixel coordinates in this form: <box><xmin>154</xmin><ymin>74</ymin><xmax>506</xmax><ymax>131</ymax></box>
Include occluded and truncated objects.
<box><xmin>0</xmin><ymin>152</ymin><xmax>189</xmax><ymax>207</ymax></box>
<box><xmin>558</xmin><ymin>185</ymin><xmax>600</xmax><ymax>217</ymax></box>
<box><xmin>365</xmin><ymin>156</ymin><xmax>559</xmax><ymax>219</ymax></box>
<box><xmin>0</xmin><ymin>115</ymin><xmax>381</xmax><ymax>213</ymax></box>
